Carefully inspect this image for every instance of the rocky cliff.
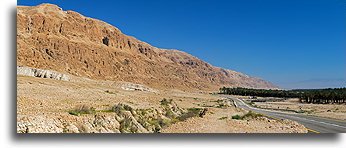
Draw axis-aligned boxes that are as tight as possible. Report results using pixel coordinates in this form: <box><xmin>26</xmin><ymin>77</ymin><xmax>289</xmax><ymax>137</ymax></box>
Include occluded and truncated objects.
<box><xmin>17</xmin><ymin>4</ymin><xmax>278</xmax><ymax>90</ymax></box>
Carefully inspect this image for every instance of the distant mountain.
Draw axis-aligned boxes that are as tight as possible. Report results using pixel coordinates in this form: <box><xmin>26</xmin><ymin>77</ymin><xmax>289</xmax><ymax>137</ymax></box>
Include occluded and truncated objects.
<box><xmin>17</xmin><ymin>4</ymin><xmax>278</xmax><ymax>90</ymax></box>
<box><xmin>280</xmin><ymin>78</ymin><xmax>345</xmax><ymax>89</ymax></box>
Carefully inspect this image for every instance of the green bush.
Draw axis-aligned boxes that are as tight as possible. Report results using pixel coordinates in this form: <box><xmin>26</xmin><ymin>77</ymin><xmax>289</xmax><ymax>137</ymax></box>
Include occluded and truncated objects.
<box><xmin>232</xmin><ymin>115</ymin><xmax>243</xmax><ymax>120</ymax></box>
<box><xmin>216</xmin><ymin>104</ymin><xmax>227</xmax><ymax>109</ymax></box>
<box><xmin>112</xmin><ymin>104</ymin><xmax>133</xmax><ymax>114</ymax></box>
<box><xmin>160</xmin><ymin>98</ymin><xmax>172</xmax><ymax>106</ymax></box>
<box><xmin>178</xmin><ymin>107</ymin><xmax>203</xmax><ymax>121</ymax></box>
<box><xmin>243</xmin><ymin>111</ymin><xmax>263</xmax><ymax>119</ymax></box>
<box><xmin>158</xmin><ymin>118</ymin><xmax>171</xmax><ymax>128</ymax></box>
<box><xmin>68</xmin><ymin>105</ymin><xmax>95</xmax><ymax>115</ymax></box>
<box><xmin>68</xmin><ymin>110</ymin><xmax>81</xmax><ymax>116</ymax></box>
<box><xmin>119</xmin><ymin>117</ymin><xmax>137</xmax><ymax>133</ymax></box>
<box><xmin>97</xmin><ymin>110</ymin><xmax>113</xmax><ymax>113</ymax></box>
<box><xmin>187</xmin><ymin>107</ymin><xmax>203</xmax><ymax>112</ymax></box>
<box><xmin>170</xmin><ymin>118</ymin><xmax>181</xmax><ymax>124</ymax></box>
<box><xmin>232</xmin><ymin>111</ymin><xmax>263</xmax><ymax>120</ymax></box>
<box><xmin>165</xmin><ymin>108</ymin><xmax>176</xmax><ymax>119</ymax></box>
<box><xmin>218</xmin><ymin>116</ymin><xmax>228</xmax><ymax>120</ymax></box>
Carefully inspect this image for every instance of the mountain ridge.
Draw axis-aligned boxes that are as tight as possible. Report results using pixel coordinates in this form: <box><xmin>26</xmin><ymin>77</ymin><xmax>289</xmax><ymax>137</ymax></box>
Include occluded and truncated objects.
<box><xmin>17</xmin><ymin>3</ymin><xmax>278</xmax><ymax>90</ymax></box>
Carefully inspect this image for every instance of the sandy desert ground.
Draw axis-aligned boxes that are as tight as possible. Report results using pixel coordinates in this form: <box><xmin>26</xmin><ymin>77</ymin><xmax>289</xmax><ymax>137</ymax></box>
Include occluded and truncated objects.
<box><xmin>17</xmin><ymin>75</ymin><xmax>307</xmax><ymax>133</ymax></box>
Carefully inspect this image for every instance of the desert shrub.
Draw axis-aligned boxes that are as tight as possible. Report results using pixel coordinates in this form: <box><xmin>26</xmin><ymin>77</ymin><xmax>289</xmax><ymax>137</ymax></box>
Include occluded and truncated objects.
<box><xmin>232</xmin><ymin>111</ymin><xmax>262</xmax><ymax>120</ymax></box>
<box><xmin>243</xmin><ymin>111</ymin><xmax>263</xmax><ymax>119</ymax></box>
<box><xmin>123</xmin><ymin>104</ymin><xmax>133</xmax><ymax>111</ymax></box>
<box><xmin>105</xmin><ymin>90</ymin><xmax>117</xmax><ymax>94</ymax></box>
<box><xmin>218</xmin><ymin>116</ymin><xmax>228</xmax><ymax>120</ymax></box>
<box><xmin>187</xmin><ymin>107</ymin><xmax>203</xmax><ymax>112</ymax></box>
<box><xmin>158</xmin><ymin>118</ymin><xmax>171</xmax><ymax>128</ymax></box>
<box><xmin>232</xmin><ymin>115</ymin><xmax>243</xmax><ymax>120</ymax></box>
<box><xmin>68</xmin><ymin>105</ymin><xmax>95</xmax><ymax>115</ymax></box>
<box><xmin>216</xmin><ymin>104</ymin><xmax>227</xmax><ymax>109</ymax></box>
<box><xmin>170</xmin><ymin>118</ymin><xmax>181</xmax><ymax>124</ymax></box>
<box><xmin>147</xmin><ymin>118</ymin><xmax>161</xmax><ymax>133</ymax></box>
<box><xmin>119</xmin><ymin>117</ymin><xmax>137</xmax><ymax>133</ymax></box>
<box><xmin>148</xmin><ymin>118</ymin><xmax>159</xmax><ymax>127</ymax></box>
<box><xmin>160</xmin><ymin>98</ymin><xmax>172</xmax><ymax>106</ymax></box>
<box><xmin>112</xmin><ymin>104</ymin><xmax>133</xmax><ymax>114</ymax></box>
<box><xmin>154</xmin><ymin>126</ymin><xmax>161</xmax><ymax>133</ymax></box>
<box><xmin>201</xmin><ymin>104</ymin><xmax>213</xmax><ymax>107</ymax></box>
<box><xmin>215</xmin><ymin>99</ymin><xmax>223</xmax><ymax>103</ymax></box>
<box><xmin>68</xmin><ymin>110</ymin><xmax>80</xmax><ymax>116</ymax></box>
<box><xmin>112</xmin><ymin>104</ymin><xmax>124</xmax><ymax>114</ymax></box>
<box><xmin>137</xmin><ymin>118</ymin><xmax>150</xmax><ymax>130</ymax></box>
<box><xmin>127</xmin><ymin>101</ymin><xmax>135</xmax><ymax>104</ymax></box>
<box><xmin>178</xmin><ymin>107</ymin><xmax>203</xmax><ymax>121</ymax></box>
<box><xmin>199</xmin><ymin>108</ymin><xmax>208</xmax><ymax>117</ymax></box>
<box><xmin>136</xmin><ymin>109</ymin><xmax>147</xmax><ymax>116</ymax></box>
<box><xmin>97</xmin><ymin>110</ymin><xmax>113</xmax><ymax>113</ymax></box>
<box><xmin>165</xmin><ymin>108</ymin><xmax>176</xmax><ymax>119</ymax></box>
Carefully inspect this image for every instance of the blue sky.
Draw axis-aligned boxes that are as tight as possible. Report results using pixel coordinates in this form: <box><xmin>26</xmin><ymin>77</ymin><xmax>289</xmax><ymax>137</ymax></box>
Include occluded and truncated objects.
<box><xmin>18</xmin><ymin>0</ymin><xmax>345</xmax><ymax>89</ymax></box>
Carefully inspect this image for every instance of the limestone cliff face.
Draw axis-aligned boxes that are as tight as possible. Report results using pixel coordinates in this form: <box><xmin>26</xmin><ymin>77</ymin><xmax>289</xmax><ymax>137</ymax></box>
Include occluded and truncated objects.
<box><xmin>17</xmin><ymin>4</ymin><xmax>278</xmax><ymax>90</ymax></box>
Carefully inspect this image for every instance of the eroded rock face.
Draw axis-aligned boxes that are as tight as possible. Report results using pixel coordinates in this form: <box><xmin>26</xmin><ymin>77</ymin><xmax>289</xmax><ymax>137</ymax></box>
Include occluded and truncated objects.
<box><xmin>17</xmin><ymin>99</ymin><xmax>201</xmax><ymax>133</ymax></box>
<box><xmin>120</xmin><ymin>82</ymin><xmax>158</xmax><ymax>93</ymax></box>
<box><xmin>17</xmin><ymin>4</ymin><xmax>278</xmax><ymax>90</ymax></box>
<box><xmin>17</xmin><ymin>114</ymin><xmax>121</xmax><ymax>133</ymax></box>
<box><xmin>17</xmin><ymin>66</ymin><xmax>70</xmax><ymax>81</ymax></box>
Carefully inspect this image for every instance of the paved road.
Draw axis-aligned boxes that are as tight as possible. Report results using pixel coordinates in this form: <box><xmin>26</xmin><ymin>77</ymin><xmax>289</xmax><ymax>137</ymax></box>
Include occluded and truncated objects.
<box><xmin>227</xmin><ymin>97</ymin><xmax>346</xmax><ymax>133</ymax></box>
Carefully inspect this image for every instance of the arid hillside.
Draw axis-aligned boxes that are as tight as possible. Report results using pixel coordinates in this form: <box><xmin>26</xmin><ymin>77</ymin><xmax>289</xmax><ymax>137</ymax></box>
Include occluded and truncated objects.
<box><xmin>17</xmin><ymin>4</ymin><xmax>278</xmax><ymax>90</ymax></box>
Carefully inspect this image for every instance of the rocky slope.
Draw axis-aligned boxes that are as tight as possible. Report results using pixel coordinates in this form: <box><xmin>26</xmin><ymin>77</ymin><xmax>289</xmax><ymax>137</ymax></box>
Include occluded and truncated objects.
<box><xmin>17</xmin><ymin>97</ymin><xmax>192</xmax><ymax>133</ymax></box>
<box><xmin>17</xmin><ymin>4</ymin><xmax>278</xmax><ymax>90</ymax></box>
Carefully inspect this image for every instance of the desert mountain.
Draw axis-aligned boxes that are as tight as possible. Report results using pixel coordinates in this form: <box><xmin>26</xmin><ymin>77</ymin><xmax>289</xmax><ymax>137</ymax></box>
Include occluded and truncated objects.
<box><xmin>17</xmin><ymin>4</ymin><xmax>278</xmax><ymax>90</ymax></box>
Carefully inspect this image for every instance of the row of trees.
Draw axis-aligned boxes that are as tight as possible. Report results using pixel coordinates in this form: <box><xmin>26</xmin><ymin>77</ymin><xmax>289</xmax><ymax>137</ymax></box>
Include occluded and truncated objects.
<box><xmin>219</xmin><ymin>87</ymin><xmax>346</xmax><ymax>104</ymax></box>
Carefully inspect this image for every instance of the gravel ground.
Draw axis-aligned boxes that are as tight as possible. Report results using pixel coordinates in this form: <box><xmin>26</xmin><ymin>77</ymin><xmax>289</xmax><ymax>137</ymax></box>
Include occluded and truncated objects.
<box><xmin>161</xmin><ymin>108</ymin><xmax>307</xmax><ymax>133</ymax></box>
<box><xmin>17</xmin><ymin>76</ymin><xmax>308</xmax><ymax>133</ymax></box>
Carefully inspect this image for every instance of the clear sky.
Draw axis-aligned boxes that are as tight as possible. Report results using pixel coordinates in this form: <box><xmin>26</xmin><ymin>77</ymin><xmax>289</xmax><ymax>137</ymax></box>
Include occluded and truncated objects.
<box><xmin>18</xmin><ymin>0</ymin><xmax>345</xmax><ymax>89</ymax></box>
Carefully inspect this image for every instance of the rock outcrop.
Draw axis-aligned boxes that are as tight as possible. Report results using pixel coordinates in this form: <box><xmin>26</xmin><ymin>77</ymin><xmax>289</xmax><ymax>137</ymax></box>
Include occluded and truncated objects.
<box><xmin>17</xmin><ymin>4</ymin><xmax>278</xmax><ymax>90</ymax></box>
<box><xmin>120</xmin><ymin>82</ymin><xmax>158</xmax><ymax>93</ymax></box>
<box><xmin>17</xmin><ymin>98</ymin><xmax>205</xmax><ymax>133</ymax></box>
<box><xmin>17</xmin><ymin>66</ymin><xmax>70</xmax><ymax>81</ymax></box>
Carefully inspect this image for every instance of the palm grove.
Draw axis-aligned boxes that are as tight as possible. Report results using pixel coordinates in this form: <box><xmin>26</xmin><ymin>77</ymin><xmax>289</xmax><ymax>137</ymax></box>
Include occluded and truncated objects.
<box><xmin>219</xmin><ymin>87</ymin><xmax>346</xmax><ymax>104</ymax></box>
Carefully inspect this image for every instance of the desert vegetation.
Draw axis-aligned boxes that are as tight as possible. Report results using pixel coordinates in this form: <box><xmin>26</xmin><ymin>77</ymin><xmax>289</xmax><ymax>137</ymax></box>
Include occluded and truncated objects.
<box><xmin>68</xmin><ymin>105</ymin><xmax>95</xmax><ymax>115</ymax></box>
<box><xmin>231</xmin><ymin>111</ymin><xmax>263</xmax><ymax>120</ymax></box>
<box><xmin>65</xmin><ymin>99</ymin><xmax>207</xmax><ymax>133</ymax></box>
<box><xmin>220</xmin><ymin>87</ymin><xmax>346</xmax><ymax>104</ymax></box>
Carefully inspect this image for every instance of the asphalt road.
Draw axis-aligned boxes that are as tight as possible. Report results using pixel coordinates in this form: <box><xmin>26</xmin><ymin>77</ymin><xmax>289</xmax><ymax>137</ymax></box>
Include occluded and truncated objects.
<box><xmin>227</xmin><ymin>97</ymin><xmax>346</xmax><ymax>133</ymax></box>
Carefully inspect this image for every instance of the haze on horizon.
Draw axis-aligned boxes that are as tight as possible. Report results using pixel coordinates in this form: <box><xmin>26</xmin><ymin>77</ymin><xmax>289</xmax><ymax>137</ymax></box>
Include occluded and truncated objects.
<box><xmin>18</xmin><ymin>0</ymin><xmax>346</xmax><ymax>89</ymax></box>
